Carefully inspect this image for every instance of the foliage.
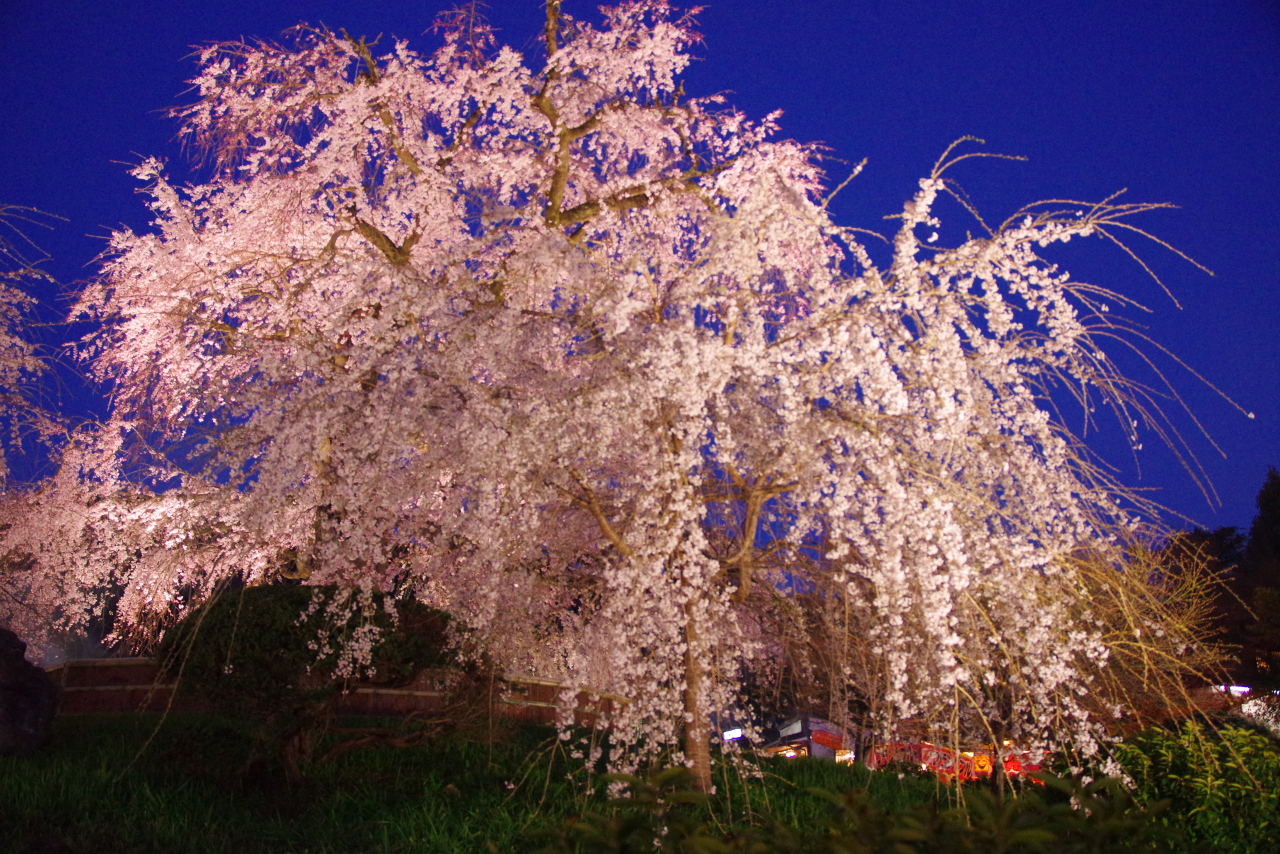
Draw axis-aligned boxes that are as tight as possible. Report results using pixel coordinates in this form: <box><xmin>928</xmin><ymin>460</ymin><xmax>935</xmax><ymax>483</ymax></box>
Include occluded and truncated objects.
<box><xmin>534</xmin><ymin>765</ymin><xmax>1189</xmax><ymax>853</ymax></box>
<box><xmin>1245</xmin><ymin>466</ymin><xmax>1280</xmax><ymax>577</ymax></box>
<box><xmin>1245</xmin><ymin>587</ymin><xmax>1280</xmax><ymax>693</ymax></box>
<box><xmin>1177</xmin><ymin>470</ymin><xmax>1280</xmax><ymax>693</ymax></box>
<box><xmin>0</xmin><ymin>713</ymin><xmax>578</xmax><ymax>853</ymax></box>
<box><xmin>768</xmin><ymin>529</ymin><xmax>1232</xmax><ymax>746</ymax></box>
<box><xmin>1117</xmin><ymin>719</ymin><xmax>1280</xmax><ymax>853</ymax></box>
<box><xmin>1236</xmin><ymin>468</ymin><xmax>1280</xmax><ymax>690</ymax></box>
<box><xmin>156</xmin><ymin>583</ymin><xmax>465</xmax><ymax>779</ymax></box>
<box><xmin>4</xmin><ymin>0</ymin><xmax>1229</xmax><ymax>789</ymax></box>
<box><xmin>31</xmin><ymin>711</ymin><xmax>1280</xmax><ymax>854</ymax></box>
<box><xmin>1</xmin><ymin>714</ymin><xmax>938</xmax><ymax>854</ymax></box>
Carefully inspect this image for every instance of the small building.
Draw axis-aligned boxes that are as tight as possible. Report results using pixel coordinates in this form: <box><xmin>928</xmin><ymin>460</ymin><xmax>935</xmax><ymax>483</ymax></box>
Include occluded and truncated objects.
<box><xmin>758</xmin><ymin>713</ymin><xmax>854</xmax><ymax>763</ymax></box>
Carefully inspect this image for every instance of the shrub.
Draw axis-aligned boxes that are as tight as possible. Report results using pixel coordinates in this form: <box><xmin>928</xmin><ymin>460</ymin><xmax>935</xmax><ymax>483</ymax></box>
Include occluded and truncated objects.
<box><xmin>155</xmin><ymin>583</ymin><xmax>463</xmax><ymax>780</ymax></box>
<box><xmin>533</xmin><ymin>766</ymin><xmax>1185</xmax><ymax>853</ymax></box>
<box><xmin>1118</xmin><ymin>719</ymin><xmax>1280</xmax><ymax>853</ymax></box>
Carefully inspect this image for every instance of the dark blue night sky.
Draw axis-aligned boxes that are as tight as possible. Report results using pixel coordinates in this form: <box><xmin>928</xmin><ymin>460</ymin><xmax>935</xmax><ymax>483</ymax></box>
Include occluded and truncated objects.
<box><xmin>1</xmin><ymin>0</ymin><xmax>1276</xmax><ymax>534</ymax></box>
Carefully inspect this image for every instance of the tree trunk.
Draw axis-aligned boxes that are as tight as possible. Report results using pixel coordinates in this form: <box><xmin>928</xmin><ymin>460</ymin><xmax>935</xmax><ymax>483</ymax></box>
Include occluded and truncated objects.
<box><xmin>989</xmin><ymin>700</ymin><xmax>1011</xmax><ymax>802</ymax></box>
<box><xmin>683</xmin><ymin>605</ymin><xmax>714</xmax><ymax>793</ymax></box>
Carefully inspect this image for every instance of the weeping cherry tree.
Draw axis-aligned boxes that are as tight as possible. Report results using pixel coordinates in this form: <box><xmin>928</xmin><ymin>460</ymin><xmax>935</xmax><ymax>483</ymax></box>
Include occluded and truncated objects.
<box><xmin>6</xmin><ymin>1</ymin><xmax>1229</xmax><ymax>790</ymax></box>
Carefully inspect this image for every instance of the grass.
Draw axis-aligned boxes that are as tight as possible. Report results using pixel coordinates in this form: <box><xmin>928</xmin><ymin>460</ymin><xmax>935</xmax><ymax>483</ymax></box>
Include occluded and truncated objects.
<box><xmin>0</xmin><ymin>713</ymin><xmax>941</xmax><ymax>853</ymax></box>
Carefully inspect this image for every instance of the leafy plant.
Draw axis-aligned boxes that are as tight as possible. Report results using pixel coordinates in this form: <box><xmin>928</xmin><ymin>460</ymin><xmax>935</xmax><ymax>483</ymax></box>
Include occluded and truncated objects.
<box><xmin>156</xmin><ymin>583</ymin><xmax>464</xmax><ymax>780</ymax></box>
<box><xmin>533</xmin><ymin>765</ymin><xmax>1188</xmax><ymax>853</ymax></box>
<box><xmin>1118</xmin><ymin>720</ymin><xmax>1280</xmax><ymax>853</ymax></box>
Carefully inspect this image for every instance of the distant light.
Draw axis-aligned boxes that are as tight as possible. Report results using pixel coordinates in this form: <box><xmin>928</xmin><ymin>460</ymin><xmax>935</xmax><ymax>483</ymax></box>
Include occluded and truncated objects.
<box><xmin>722</xmin><ymin>728</ymin><xmax>743</xmax><ymax>741</ymax></box>
<box><xmin>1219</xmin><ymin>685</ymin><xmax>1251</xmax><ymax>697</ymax></box>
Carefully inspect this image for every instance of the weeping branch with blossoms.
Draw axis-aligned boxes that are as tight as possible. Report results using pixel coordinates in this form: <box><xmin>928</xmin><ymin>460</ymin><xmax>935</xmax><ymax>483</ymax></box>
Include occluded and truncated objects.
<box><xmin>0</xmin><ymin>205</ymin><xmax>63</xmax><ymax>485</ymax></box>
<box><xmin>0</xmin><ymin>1</ymin><xmax>1235</xmax><ymax>792</ymax></box>
<box><xmin>0</xmin><ymin>204</ymin><xmax>78</xmax><ymax>645</ymax></box>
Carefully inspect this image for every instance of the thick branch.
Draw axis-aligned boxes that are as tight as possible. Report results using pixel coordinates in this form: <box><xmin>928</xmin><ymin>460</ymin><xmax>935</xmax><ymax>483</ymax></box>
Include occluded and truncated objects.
<box><xmin>719</xmin><ymin>466</ymin><xmax>795</xmax><ymax>602</ymax></box>
<box><xmin>372</xmin><ymin>103</ymin><xmax>424</xmax><ymax>177</ymax></box>
<box><xmin>435</xmin><ymin>108</ymin><xmax>482</xmax><ymax>169</ymax></box>
<box><xmin>558</xmin><ymin>192</ymin><xmax>650</xmax><ymax>226</ymax></box>
<box><xmin>344</xmin><ymin>32</ymin><xmax>381</xmax><ymax>84</ymax></box>
<box><xmin>544</xmin><ymin>0</ymin><xmax>562</xmax><ymax>57</ymax></box>
<box><xmin>347</xmin><ymin>207</ymin><xmax>421</xmax><ymax>266</ymax></box>
<box><xmin>554</xmin><ymin>468</ymin><xmax>634</xmax><ymax>557</ymax></box>
<box><xmin>551</xmin><ymin>160</ymin><xmax>734</xmax><ymax>229</ymax></box>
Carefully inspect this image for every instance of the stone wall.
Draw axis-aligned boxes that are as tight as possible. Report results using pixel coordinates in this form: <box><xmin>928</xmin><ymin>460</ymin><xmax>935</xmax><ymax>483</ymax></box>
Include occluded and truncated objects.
<box><xmin>47</xmin><ymin>658</ymin><xmax>623</xmax><ymax>727</ymax></box>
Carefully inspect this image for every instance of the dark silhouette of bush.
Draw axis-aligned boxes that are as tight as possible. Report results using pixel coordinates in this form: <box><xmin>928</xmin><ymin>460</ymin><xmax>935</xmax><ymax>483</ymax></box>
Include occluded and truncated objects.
<box><xmin>156</xmin><ymin>583</ymin><xmax>462</xmax><ymax>781</ymax></box>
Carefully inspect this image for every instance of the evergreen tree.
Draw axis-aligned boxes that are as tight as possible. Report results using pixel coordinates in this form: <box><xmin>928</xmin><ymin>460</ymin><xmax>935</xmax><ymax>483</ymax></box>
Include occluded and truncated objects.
<box><xmin>1245</xmin><ymin>466</ymin><xmax>1280</xmax><ymax>587</ymax></box>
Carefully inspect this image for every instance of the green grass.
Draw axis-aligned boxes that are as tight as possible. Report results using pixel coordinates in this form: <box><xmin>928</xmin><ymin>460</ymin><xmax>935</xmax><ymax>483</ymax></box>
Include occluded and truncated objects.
<box><xmin>2</xmin><ymin>714</ymin><xmax>563</xmax><ymax>853</ymax></box>
<box><xmin>0</xmin><ymin>714</ymin><xmax>940</xmax><ymax>853</ymax></box>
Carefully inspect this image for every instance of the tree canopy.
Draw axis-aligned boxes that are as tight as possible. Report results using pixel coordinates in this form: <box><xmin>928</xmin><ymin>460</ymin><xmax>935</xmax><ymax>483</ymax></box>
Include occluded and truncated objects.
<box><xmin>0</xmin><ymin>1</ymin><xmax>1225</xmax><ymax>789</ymax></box>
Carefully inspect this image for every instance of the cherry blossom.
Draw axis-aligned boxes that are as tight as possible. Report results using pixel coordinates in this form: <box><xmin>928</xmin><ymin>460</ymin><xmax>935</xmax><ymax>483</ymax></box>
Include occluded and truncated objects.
<box><xmin>2</xmin><ymin>2</ymin><xmax>1219</xmax><ymax>790</ymax></box>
